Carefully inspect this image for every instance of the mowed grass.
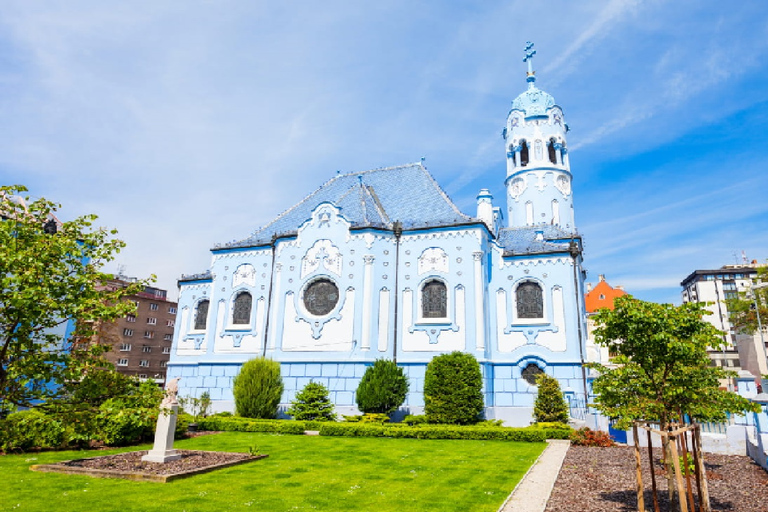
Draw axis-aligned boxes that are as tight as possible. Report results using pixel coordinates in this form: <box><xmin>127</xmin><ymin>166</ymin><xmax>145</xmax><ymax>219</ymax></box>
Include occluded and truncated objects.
<box><xmin>0</xmin><ymin>432</ymin><xmax>545</xmax><ymax>512</ymax></box>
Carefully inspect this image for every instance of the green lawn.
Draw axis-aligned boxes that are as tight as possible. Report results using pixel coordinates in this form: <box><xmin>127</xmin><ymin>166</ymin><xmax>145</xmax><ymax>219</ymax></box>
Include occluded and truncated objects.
<box><xmin>0</xmin><ymin>432</ymin><xmax>545</xmax><ymax>512</ymax></box>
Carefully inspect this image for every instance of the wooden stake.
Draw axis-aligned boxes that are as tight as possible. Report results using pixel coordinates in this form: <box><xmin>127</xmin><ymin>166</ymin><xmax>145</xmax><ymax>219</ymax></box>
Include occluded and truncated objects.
<box><xmin>647</xmin><ymin>427</ymin><xmax>660</xmax><ymax>512</ymax></box>
<box><xmin>677</xmin><ymin>421</ymin><xmax>696</xmax><ymax>512</ymax></box>
<box><xmin>633</xmin><ymin>423</ymin><xmax>646</xmax><ymax>512</ymax></box>
<box><xmin>669</xmin><ymin>435</ymin><xmax>688</xmax><ymax>512</ymax></box>
<box><xmin>693</xmin><ymin>425</ymin><xmax>711</xmax><ymax>512</ymax></box>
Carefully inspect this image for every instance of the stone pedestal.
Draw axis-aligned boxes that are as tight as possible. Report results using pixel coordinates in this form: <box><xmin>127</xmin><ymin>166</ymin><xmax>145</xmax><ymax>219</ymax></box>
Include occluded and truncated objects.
<box><xmin>142</xmin><ymin>404</ymin><xmax>182</xmax><ymax>463</ymax></box>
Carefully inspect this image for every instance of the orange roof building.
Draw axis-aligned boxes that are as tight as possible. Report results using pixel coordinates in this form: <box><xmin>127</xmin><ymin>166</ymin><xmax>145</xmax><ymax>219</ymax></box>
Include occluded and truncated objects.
<box><xmin>585</xmin><ymin>274</ymin><xmax>627</xmax><ymax>313</ymax></box>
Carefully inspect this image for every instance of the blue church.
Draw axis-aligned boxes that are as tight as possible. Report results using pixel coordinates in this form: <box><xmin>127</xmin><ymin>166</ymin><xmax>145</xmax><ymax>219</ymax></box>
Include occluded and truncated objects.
<box><xmin>167</xmin><ymin>44</ymin><xmax>589</xmax><ymax>426</ymax></box>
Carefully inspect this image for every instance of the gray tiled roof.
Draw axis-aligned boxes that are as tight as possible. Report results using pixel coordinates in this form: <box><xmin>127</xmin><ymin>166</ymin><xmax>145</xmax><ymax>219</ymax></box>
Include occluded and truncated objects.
<box><xmin>220</xmin><ymin>163</ymin><xmax>473</xmax><ymax>249</ymax></box>
<box><xmin>496</xmin><ymin>225</ymin><xmax>578</xmax><ymax>256</ymax></box>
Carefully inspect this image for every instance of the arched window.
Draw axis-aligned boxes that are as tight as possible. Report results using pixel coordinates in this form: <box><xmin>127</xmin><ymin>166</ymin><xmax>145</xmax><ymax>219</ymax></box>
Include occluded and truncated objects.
<box><xmin>551</xmin><ymin>199</ymin><xmax>560</xmax><ymax>225</ymax></box>
<box><xmin>520</xmin><ymin>140</ymin><xmax>529</xmax><ymax>167</ymax></box>
<box><xmin>194</xmin><ymin>300</ymin><xmax>209</xmax><ymax>330</ymax></box>
<box><xmin>232</xmin><ymin>292</ymin><xmax>252</xmax><ymax>325</ymax></box>
<box><xmin>522</xmin><ymin>363</ymin><xmax>544</xmax><ymax>385</ymax></box>
<box><xmin>516</xmin><ymin>282</ymin><xmax>543</xmax><ymax>319</ymax></box>
<box><xmin>422</xmin><ymin>280</ymin><xmax>447</xmax><ymax>318</ymax></box>
<box><xmin>548</xmin><ymin>139</ymin><xmax>557</xmax><ymax>164</ymax></box>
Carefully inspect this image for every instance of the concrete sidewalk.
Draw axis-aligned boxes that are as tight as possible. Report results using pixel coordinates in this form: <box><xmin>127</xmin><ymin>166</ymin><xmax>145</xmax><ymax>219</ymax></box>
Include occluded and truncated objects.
<box><xmin>498</xmin><ymin>439</ymin><xmax>570</xmax><ymax>512</ymax></box>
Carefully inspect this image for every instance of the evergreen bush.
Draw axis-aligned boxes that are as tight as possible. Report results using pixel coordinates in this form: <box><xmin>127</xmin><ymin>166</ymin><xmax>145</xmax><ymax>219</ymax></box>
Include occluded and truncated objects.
<box><xmin>423</xmin><ymin>351</ymin><xmax>484</xmax><ymax>425</ymax></box>
<box><xmin>287</xmin><ymin>381</ymin><xmax>336</xmax><ymax>421</ymax></box>
<box><xmin>233</xmin><ymin>357</ymin><xmax>284</xmax><ymax>419</ymax></box>
<box><xmin>355</xmin><ymin>359</ymin><xmax>409</xmax><ymax>415</ymax></box>
<box><xmin>533</xmin><ymin>373</ymin><xmax>569</xmax><ymax>424</ymax></box>
<box><xmin>0</xmin><ymin>409</ymin><xmax>65</xmax><ymax>452</ymax></box>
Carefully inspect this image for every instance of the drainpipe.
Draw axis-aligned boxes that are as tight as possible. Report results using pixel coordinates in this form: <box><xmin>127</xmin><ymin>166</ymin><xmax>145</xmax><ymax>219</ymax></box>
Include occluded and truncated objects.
<box><xmin>569</xmin><ymin>239</ymin><xmax>589</xmax><ymax>412</ymax></box>
<box><xmin>392</xmin><ymin>221</ymin><xmax>402</xmax><ymax>364</ymax></box>
<box><xmin>262</xmin><ymin>234</ymin><xmax>277</xmax><ymax>357</ymax></box>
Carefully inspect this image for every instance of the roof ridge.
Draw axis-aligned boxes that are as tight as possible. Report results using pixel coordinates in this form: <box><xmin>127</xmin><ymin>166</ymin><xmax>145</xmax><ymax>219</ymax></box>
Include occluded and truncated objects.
<box><xmin>365</xmin><ymin>185</ymin><xmax>390</xmax><ymax>224</ymax></box>
<box><xmin>415</xmin><ymin>164</ymin><xmax>472</xmax><ymax>221</ymax></box>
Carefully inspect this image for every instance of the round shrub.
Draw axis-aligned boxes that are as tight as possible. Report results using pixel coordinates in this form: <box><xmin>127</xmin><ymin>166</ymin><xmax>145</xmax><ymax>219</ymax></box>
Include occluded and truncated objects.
<box><xmin>423</xmin><ymin>351</ymin><xmax>484</xmax><ymax>425</ymax></box>
<box><xmin>533</xmin><ymin>373</ymin><xmax>569</xmax><ymax>424</ymax></box>
<box><xmin>356</xmin><ymin>359</ymin><xmax>409</xmax><ymax>415</ymax></box>
<box><xmin>288</xmin><ymin>381</ymin><xmax>336</xmax><ymax>421</ymax></box>
<box><xmin>1</xmin><ymin>409</ymin><xmax>65</xmax><ymax>452</ymax></box>
<box><xmin>233</xmin><ymin>357</ymin><xmax>284</xmax><ymax>419</ymax></box>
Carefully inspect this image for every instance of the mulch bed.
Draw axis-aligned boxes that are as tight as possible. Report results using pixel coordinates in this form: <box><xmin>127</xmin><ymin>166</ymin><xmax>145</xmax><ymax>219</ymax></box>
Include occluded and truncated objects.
<box><xmin>545</xmin><ymin>446</ymin><xmax>768</xmax><ymax>512</ymax></box>
<box><xmin>31</xmin><ymin>449</ymin><xmax>266</xmax><ymax>483</ymax></box>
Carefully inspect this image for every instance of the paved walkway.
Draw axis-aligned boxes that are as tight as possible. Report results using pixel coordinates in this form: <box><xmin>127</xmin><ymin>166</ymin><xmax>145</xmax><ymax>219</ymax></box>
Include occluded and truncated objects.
<box><xmin>498</xmin><ymin>439</ymin><xmax>570</xmax><ymax>512</ymax></box>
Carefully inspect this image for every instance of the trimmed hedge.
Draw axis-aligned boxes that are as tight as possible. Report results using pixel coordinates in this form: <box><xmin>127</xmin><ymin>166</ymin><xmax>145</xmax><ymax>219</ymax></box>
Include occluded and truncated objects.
<box><xmin>197</xmin><ymin>415</ymin><xmax>571</xmax><ymax>442</ymax></box>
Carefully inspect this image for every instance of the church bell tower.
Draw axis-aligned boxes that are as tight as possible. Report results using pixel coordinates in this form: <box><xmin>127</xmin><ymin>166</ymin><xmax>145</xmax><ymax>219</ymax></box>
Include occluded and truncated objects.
<box><xmin>504</xmin><ymin>42</ymin><xmax>575</xmax><ymax>232</ymax></box>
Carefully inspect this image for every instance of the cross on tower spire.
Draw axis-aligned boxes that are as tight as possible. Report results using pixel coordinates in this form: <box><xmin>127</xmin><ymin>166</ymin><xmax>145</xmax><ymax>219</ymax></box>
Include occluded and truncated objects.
<box><xmin>523</xmin><ymin>41</ymin><xmax>536</xmax><ymax>86</ymax></box>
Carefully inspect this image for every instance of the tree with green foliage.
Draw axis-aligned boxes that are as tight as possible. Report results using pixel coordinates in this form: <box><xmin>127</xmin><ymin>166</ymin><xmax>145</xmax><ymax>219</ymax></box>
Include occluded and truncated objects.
<box><xmin>0</xmin><ymin>185</ymin><xmax>149</xmax><ymax>411</ymax></box>
<box><xmin>726</xmin><ymin>264</ymin><xmax>768</xmax><ymax>340</ymax></box>
<box><xmin>356</xmin><ymin>359</ymin><xmax>409</xmax><ymax>415</ymax></box>
<box><xmin>533</xmin><ymin>373</ymin><xmax>569</xmax><ymax>424</ymax></box>
<box><xmin>288</xmin><ymin>381</ymin><xmax>336</xmax><ymax>421</ymax></box>
<box><xmin>589</xmin><ymin>295</ymin><xmax>760</xmax><ymax>430</ymax></box>
<box><xmin>233</xmin><ymin>357</ymin><xmax>284</xmax><ymax>419</ymax></box>
<box><xmin>423</xmin><ymin>351</ymin><xmax>484</xmax><ymax>425</ymax></box>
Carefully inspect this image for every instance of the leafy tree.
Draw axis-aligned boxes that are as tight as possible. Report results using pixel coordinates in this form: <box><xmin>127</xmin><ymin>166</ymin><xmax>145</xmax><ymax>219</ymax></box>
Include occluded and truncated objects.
<box><xmin>726</xmin><ymin>264</ymin><xmax>768</xmax><ymax>337</ymax></box>
<box><xmin>233</xmin><ymin>357</ymin><xmax>284</xmax><ymax>418</ymax></box>
<box><xmin>423</xmin><ymin>351</ymin><xmax>484</xmax><ymax>425</ymax></box>
<box><xmin>0</xmin><ymin>185</ymin><xmax>148</xmax><ymax>410</ymax></box>
<box><xmin>288</xmin><ymin>381</ymin><xmax>336</xmax><ymax>421</ymax></box>
<box><xmin>356</xmin><ymin>359</ymin><xmax>409</xmax><ymax>415</ymax></box>
<box><xmin>590</xmin><ymin>296</ymin><xmax>760</xmax><ymax>430</ymax></box>
<box><xmin>533</xmin><ymin>373</ymin><xmax>569</xmax><ymax>424</ymax></box>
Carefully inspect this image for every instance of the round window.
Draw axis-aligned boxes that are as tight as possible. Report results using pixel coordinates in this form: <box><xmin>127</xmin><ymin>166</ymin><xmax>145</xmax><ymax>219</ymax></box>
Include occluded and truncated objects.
<box><xmin>303</xmin><ymin>278</ymin><xmax>339</xmax><ymax>316</ymax></box>
<box><xmin>521</xmin><ymin>363</ymin><xmax>544</xmax><ymax>386</ymax></box>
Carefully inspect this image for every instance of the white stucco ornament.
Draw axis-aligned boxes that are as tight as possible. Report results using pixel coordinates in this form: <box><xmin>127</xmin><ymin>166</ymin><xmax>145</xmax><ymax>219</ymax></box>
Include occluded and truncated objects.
<box><xmin>232</xmin><ymin>264</ymin><xmax>257</xmax><ymax>287</ymax></box>
<box><xmin>555</xmin><ymin>175</ymin><xmax>571</xmax><ymax>196</ymax></box>
<box><xmin>302</xmin><ymin>239</ymin><xmax>343</xmax><ymax>278</ymax></box>
<box><xmin>418</xmin><ymin>247</ymin><xmax>449</xmax><ymax>275</ymax></box>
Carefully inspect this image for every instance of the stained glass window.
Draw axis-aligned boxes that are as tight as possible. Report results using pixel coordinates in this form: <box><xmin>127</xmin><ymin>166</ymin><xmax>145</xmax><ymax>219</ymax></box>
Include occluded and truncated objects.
<box><xmin>516</xmin><ymin>282</ymin><xmax>543</xmax><ymax>319</ymax></box>
<box><xmin>194</xmin><ymin>300</ymin><xmax>209</xmax><ymax>330</ymax></box>
<box><xmin>232</xmin><ymin>292</ymin><xmax>252</xmax><ymax>324</ymax></box>
<box><xmin>522</xmin><ymin>363</ymin><xmax>544</xmax><ymax>385</ymax></box>
<box><xmin>303</xmin><ymin>279</ymin><xmax>339</xmax><ymax>316</ymax></box>
<box><xmin>422</xmin><ymin>280</ymin><xmax>447</xmax><ymax>318</ymax></box>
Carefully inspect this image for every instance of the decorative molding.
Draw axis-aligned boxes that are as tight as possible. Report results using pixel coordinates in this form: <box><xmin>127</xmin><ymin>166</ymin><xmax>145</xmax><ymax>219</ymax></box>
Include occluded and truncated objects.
<box><xmin>232</xmin><ymin>264</ymin><xmax>257</xmax><ymax>287</ymax></box>
<box><xmin>301</xmin><ymin>239</ymin><xmax>343</xmax><ymax>278</ymax></box>
<box><xmin>418</xmin><ymin>247</ymin><xmax>449</xmax><ymax>275</ymax></box>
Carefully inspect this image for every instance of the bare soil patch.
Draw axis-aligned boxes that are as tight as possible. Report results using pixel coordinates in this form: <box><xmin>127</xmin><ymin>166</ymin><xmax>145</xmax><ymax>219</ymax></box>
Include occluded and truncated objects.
<box><xmin>31</xmin><ymin>449</ymin><xmax>266</xmax><ymax>483</ymax></box>
<box><xmin>545</xmin><ymin>446</ymin><xmax>768</xmax><ymax>512</ymax></box>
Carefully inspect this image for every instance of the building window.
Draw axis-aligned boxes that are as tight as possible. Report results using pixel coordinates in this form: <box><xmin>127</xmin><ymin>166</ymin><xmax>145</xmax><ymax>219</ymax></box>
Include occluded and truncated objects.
<box><xmin>303</xmin><ymin>279</ymin><xmax>339</xmax><ymax>316</ymax></box>
<box><xmin>162</xmin><ymin>347</ymin><xmax>171</xmax><ymax>354</ymax></box>
<box><xmin>160</xmin><ymin>361</ymin><xmax>168</xmax><ymax>367</ymax></box>
<box><xmin>149</xmin><ymin>303</ymin><xmax>158</xmax><ymax>311</ymax></box>
<box><xmin>147</xmin><ymin>317</ymin><xmax>157</xmax><ymax>325</ymax></box>
<box><xmin>119</xmin><ymin>344</ymin><xmax>131</xmax><ymax>352</ymax></box>
<box><xmin>233</xmin><ymin>292</ymin><xmax>253</xmax><ymax>324</ymax></box>
<box><xmin>167</xmin><ymin>319</ymin><xmax>175</xmax><ymax>327</ymax></box>
<box><xmin>142</xmin><ymin>346</ymin><xmax>152</xmax><ymax>353</ymax></box>
<box><xmin>117</xmin><ymin>358</ymin><xmax>128</xmax><ymax>366</ymax></box>
<box><xmin>422</xmin><ymin>280</ymin><xmax>447</xmax><ymax>318</ymax></box>
<box><xmin>139</xmin><ymin>360</ymin><xmax>149</xmax><ymax>368</ymax></box>
<box><xmin>138</xmin><ymin>374</ymin><xmax>148</xmax><ymax>379</ymax></box>
<box><xmin>123</xmin><ymin>328</ymin><xmax>134</xmax><ymax>337</ymax></box>
<box><xmin>516</xmin><ymin>282</ymin><xmax>544</xmax><ymax>319</ymax></box>
<box><xmin>164</xmin><ymin>333</ymin><xmax>173</xmax><ymax>341</ymax></box>
<box><xmin>144</xmin><ymin>331</ymin><xmax>155</xmax><ymax>339</ymax></box>
<box><xmin>548</xmin><ymin>139</ymin><xmax>557</xmax><ymax>164</ymax></box>
<box><xmin>194</xmin><ymin>300</ymin><xmax>210</xmax><ymax>330</ymax></box>
<box><xmin>520</xmin><ymin>140</ymin><xmax>529</xmax><ymax>167</ymax></box>
<box><xmin>169</xmin><ymin>306</ymin><xmax>177</xmax><ymax>314</ymax></box>
<box><xmin>522</xmin><ymin>363</ymin><xmax>544</xmax><ymax>385</ymax></box>
<box><xmin>126</xmin><ymin>314</ymin><xmax>136</xmax><ymax>323</ymax></box>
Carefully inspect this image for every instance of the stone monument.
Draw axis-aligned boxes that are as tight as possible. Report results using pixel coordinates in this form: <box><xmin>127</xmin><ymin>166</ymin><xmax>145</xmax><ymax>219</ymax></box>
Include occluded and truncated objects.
<box><xmin>142</xmin><ymin>377</ymin><xmax>183</xmax><ymax>463</ymax></box>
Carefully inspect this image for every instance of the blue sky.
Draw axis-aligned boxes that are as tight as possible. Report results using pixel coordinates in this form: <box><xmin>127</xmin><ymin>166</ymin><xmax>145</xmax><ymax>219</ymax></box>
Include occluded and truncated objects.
<box><xmin>1</xmin><ymin>1</ymin><xmax>766</xmax><ymax>303</ymax></box>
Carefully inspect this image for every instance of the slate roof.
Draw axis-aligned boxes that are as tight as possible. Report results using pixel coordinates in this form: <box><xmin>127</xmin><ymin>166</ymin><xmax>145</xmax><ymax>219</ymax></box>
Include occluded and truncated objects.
<box><xmin>220</xmin><ymin>163</ymin><xmax>474</xmax><ymax>249</ymax></box>
<box><xmin>496</xmin><ymin>225</ymin><xmax>578</xmax><ymax>256</ymax></box>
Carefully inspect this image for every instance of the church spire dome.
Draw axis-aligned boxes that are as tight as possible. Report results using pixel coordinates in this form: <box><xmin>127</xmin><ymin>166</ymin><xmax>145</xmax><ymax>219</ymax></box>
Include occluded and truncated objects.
<box><xmin>504</xmin><ymin>43</ymin><xmax>575</xmax><ymax>232</ymax></box>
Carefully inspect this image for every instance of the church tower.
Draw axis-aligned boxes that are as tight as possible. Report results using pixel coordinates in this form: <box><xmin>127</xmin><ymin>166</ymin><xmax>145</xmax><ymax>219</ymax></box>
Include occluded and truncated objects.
<box><xmin>504</xmin><ymin>42</ymin><xmax>575</xmax><ymax>232</ymax></box>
